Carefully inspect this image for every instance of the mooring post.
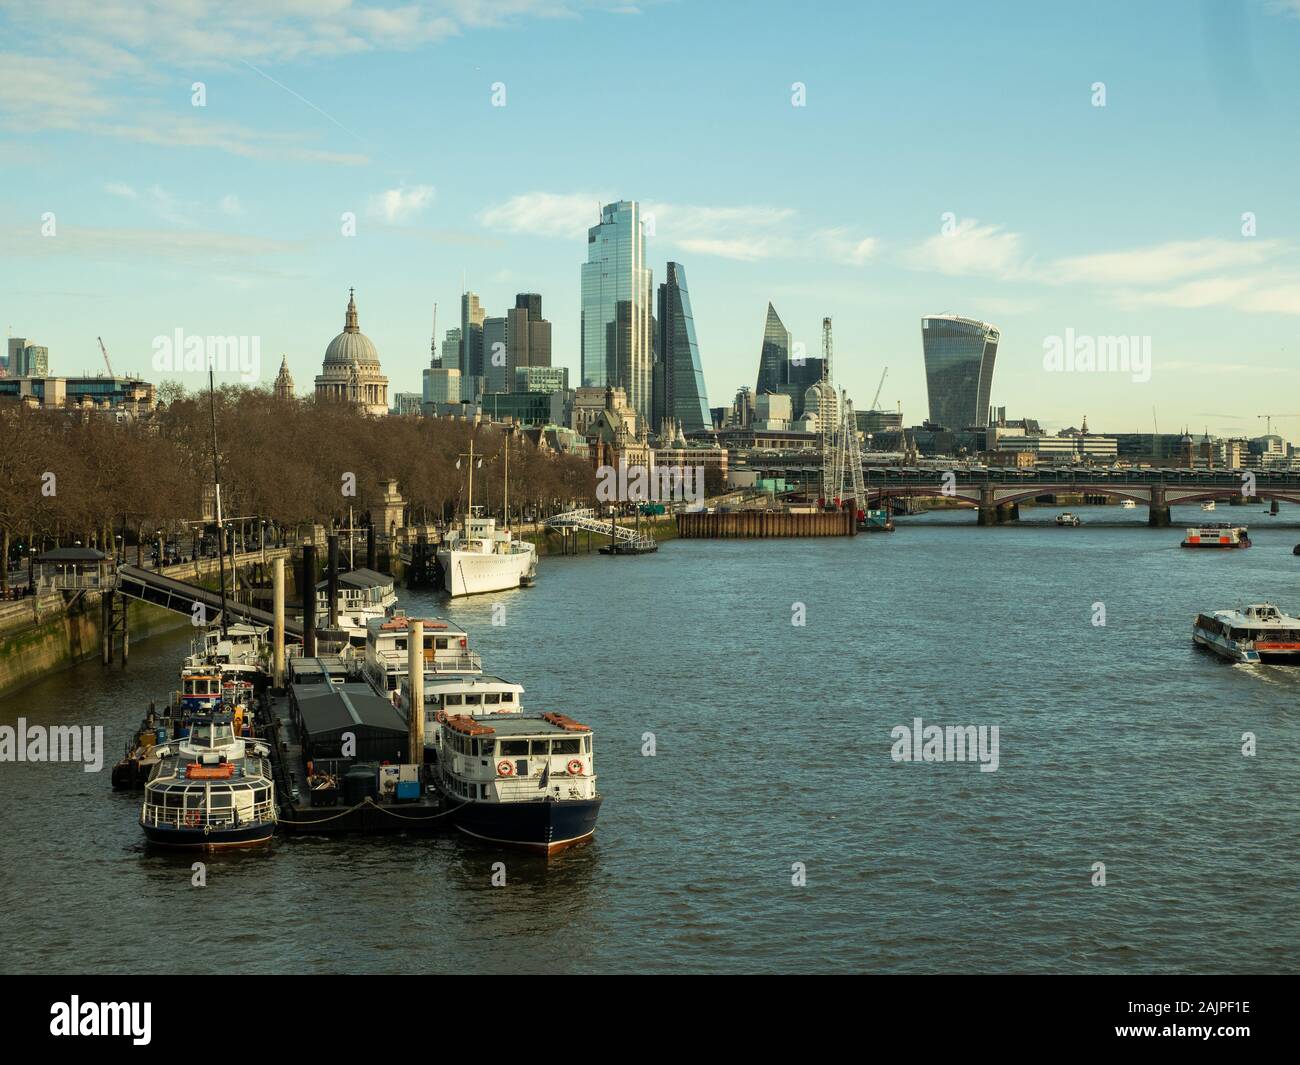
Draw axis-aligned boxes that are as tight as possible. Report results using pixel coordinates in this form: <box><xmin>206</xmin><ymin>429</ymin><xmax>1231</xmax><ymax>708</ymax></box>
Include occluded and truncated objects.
<box><xmin>408</xmin><ymin>619</ymin><xmax>424</xmax><ymax>765</ymax></box>
<box><xmin>327</xmin><ymin>534</ymin><xmax>340</xmax><ymax>629</ymax></box>
<box><xmin>272</xmin><ymin>556</ymin><xmax>285</xmax><ymax>690</ymax></box>
<box><xmin>301</xmin><ymin>543</ymin><xmax>317</xmax><ymax>658</ymax></box>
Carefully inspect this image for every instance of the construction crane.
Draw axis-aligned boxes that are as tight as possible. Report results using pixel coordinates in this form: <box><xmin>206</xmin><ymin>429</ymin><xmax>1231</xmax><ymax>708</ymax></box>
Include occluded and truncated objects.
<box><xmin>1257</xmin><ymin>414</ymin><xmax>1300</xmax><ymax>437</ymax></box>
<box><xmin>96</xmin><ymin>336</ymin><xmax>115</xmax><ymax>377</ymax></box>
<box><xmin>870</xmin><ymin>367</ymin><xmax>888</xmax><ymax>411</ymax></box>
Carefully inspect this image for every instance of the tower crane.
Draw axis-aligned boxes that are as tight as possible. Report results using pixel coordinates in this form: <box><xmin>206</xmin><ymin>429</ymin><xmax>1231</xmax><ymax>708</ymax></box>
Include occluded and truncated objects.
<box><xmin>1257</xmin><ymin>414</ymin><xmax>1300</xmax><ymax>437</ymax></box>
<box><xmin>96</xmin><ymin>336</ymin><xmax>115</xmax><ymax>377</ymax></box>
<box><xmin>870</xmin><ymin>367</ymin><xmax>888</xmax><ymax>411</ymax></box>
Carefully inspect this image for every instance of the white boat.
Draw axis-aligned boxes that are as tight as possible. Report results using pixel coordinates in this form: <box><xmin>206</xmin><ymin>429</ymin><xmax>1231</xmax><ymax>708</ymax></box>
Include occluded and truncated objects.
<box><xmin>184</xmin><ymin>622</ymin><xmax>271</xmax><ymax>688</ymax></box>
<box><xmin>1056</xmin><ymin>512</ymin><xmax>1081</xmax><ymax>527</ymax></box>
<box><xmin>1119</xmin><ymin>499</ymin><xmax>1136</xmax><ymax>510</ymax></box>
<box><xmin>1181</xmin><ymin>524</ymin><xmax>1250</xmax><ymax>549</ymax></box>
<box><xmin>1201</xmin><ymin>500</ymin><xmax>1217</xmax><ymax>512</ymax></box>
<box><xmin>313</xmin><ymin>567</ymin><xmax>398</xmax><ymax>647</ymax></box>
<box><xmin>1193</xmin><ymin>603</ymin><xmax>1300</xmax><ymax>664</ymax></box>
<box><xmin>361</xmin><ymin>613</ymin><xmax>481</xmax><ymax>696</ymax></box>
<box><xmin>436</xmin><ymin>436</ymin><xmax>537</xmax><ymax>597</ymax></box>
<box><xmin>432</xmin><ymin>711</ymin><xmax>602</xmax><ymax>854</ymax></box>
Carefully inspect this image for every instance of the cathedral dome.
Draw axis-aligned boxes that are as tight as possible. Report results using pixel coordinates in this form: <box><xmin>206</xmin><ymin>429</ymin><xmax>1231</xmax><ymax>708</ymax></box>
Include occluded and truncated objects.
<box><xmin>324</xmin><ymin>288</ymin><xmax>381</xmax><ymax>368</ymax></box>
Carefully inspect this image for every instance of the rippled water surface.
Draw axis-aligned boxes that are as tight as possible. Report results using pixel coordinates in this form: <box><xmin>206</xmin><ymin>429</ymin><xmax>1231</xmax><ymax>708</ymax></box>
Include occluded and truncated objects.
<box><xmin>3</xmin><ymin>503</ymin><xmax>1298</xmax><ymax>973</ymax></box>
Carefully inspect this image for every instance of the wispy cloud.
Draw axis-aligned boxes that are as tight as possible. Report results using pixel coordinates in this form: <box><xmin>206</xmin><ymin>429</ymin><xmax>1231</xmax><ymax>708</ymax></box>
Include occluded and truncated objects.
<box><xmin>1047</xmin><ymin>239</ymin><xmax>1283</xmax><ymax>286</ymax></box>
<box><xmin>368</xmin><ymin>185</ymin><xmax>437</xmax><ymax>224</ymax></box>
<box><xmin>905</xmin><ymin>218</ymin><xmax>1029</xmax><ymax>280</ymax></box>
<box><xmin>479</xmin><ymin>191</ymin><xmax>877</xmax><ymax>266</ymax></box>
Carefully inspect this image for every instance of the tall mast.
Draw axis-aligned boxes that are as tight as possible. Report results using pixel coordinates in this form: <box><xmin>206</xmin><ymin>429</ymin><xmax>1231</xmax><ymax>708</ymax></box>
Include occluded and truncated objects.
<box><xmin>503</xmin><ymin>434</ymin><xmax>509</xmax><ymax>531</ymax></box>
<box><xmin>208</xmin><ymin>367</ymin><xmax>228</xmax><ymax>638</ymax></box>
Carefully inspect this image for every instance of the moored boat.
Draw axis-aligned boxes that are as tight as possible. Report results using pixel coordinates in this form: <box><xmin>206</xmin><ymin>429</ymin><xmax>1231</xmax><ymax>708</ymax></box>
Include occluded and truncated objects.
<box><xmin>139</xmin><ymin>713</ymin><xmax>276</xmax><ymax>849</ymax></box>
<box><xmin>1193</xmin><ymin>603</ymin><xmax>1300</xmax><ymax>664</ymax></box>
<box><xmin>432</xmin><ymin>710</ymin><xmax>601</xmax><ymax>854</ymax></box>
<box><xmin>1056</xmin><ymin>512</ymin><xmax>1081</xmax><ymax>527</ymax></box>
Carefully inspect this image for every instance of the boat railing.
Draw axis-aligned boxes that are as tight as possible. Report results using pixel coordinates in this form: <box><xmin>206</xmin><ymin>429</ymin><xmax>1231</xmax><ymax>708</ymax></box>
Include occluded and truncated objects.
<box><xmin>140</xmin><ymin>797</ymin><xmax>277</xmax><ymax>829</ymax></box>
<box><xmin>373</xmin><ymin>648</ymin><xmax>482</xmax><ymax>672</ymax></box>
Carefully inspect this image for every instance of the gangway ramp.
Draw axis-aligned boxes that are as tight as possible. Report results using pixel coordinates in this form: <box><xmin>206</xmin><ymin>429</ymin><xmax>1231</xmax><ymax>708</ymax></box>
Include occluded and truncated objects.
<box><xmin>115</xmin><ymin>564</ymin><xmax>303</xmax><ymax>637</ymax></box>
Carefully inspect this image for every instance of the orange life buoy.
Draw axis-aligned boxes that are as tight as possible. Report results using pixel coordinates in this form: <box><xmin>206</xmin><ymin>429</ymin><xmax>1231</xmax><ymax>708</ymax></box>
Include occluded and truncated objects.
<box><xmin>496</xmin><ymin>760</ymin><xmax>514</xmax><ymax>777</ymax></box>
<box><xmin>185</xmin><ymin>809</ymin><xmax>201</xmax><ymax>827</ymax></box>
<box><xmin>567</xmin><ymin>759</ymin><xmax>584</xmax><ymax>776</ymax></box>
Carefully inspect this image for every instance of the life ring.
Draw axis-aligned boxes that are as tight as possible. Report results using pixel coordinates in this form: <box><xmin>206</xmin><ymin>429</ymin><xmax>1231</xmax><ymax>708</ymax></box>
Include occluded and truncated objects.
<box><xmin>567</xmin><ymin>759</ymin><xmax>584</xmax><ymax>776</ymax></box>
<box><xmin>435</xmin><ymin>710</ymin><xmax>448</xmax><ymax>724</ymax></box>
<box><xmin>496</xmin><ymin>760</ymin><xmax>514</xmax><ymax>777</ymax></box>
<box><xmin>184</xmin><ymin>810</ymin><xmax>201</xmax><ymax>827</ymax></box>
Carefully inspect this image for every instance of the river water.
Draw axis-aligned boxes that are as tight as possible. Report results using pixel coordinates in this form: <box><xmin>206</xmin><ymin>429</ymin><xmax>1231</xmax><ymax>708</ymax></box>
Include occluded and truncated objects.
<box><xmin>2</xmin><ymin>503</ymin><xmax>1298</xmax><ymax>974</ymax></box>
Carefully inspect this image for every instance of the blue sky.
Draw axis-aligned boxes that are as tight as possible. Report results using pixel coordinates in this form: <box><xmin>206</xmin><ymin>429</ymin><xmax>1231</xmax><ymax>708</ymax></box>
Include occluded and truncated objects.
<box><xmin>3</xmin><ymin>0</ymin><xmax>1300</xmax><ymax>438</ymax></box>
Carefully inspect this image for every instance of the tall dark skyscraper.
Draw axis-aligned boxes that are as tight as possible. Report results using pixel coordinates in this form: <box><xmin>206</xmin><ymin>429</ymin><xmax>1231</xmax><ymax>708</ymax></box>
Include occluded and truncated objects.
<box><xmin>920</xmin><ymin>314</ymin><xmax>1000</xmax><ymax>428</ymax></box>
<box><xmin>755</xmin><ymin>302</ymin><xmax>791</xmax><ymax>396</ymax></box>
<box><xmin>653</xmin><ymin>262</ymin><xmax>710</xmax><ymax>434</ymax></box>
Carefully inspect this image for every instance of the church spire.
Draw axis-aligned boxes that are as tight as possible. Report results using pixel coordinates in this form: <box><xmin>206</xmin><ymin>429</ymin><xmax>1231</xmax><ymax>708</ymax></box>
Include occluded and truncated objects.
<box><xmin>344</xmin><ymin>288</ymin><xmax>359</xmax><ymax>334</ymax></box>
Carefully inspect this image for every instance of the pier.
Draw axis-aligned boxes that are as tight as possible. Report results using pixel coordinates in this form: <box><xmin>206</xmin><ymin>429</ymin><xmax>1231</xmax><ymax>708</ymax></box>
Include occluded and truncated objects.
<box><xmin>676</xmin><ymin>509</ymin><xmax>856</xmax><ymax>538</ymax></box>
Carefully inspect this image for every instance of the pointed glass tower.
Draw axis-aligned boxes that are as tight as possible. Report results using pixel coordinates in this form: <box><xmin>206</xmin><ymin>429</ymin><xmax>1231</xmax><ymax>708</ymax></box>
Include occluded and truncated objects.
<box><xmin>655</xmin><ymin>262</ymin><xmax>710</xmax><ymax>434</ymax></box>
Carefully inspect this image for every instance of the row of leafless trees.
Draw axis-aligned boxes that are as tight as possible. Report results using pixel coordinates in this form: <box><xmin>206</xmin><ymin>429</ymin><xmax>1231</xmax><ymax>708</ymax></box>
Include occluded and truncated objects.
<box><xmin>0</xmin><ymin>384</ymin><xmax>597</xmax><ymax>588</ymax></box>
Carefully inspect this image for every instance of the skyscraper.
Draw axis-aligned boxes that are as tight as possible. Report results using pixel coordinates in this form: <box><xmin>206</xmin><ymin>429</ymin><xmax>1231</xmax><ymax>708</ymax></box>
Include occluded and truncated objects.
<box><xmin>654</xmin><ymin>262</ymin><xmax>710</xmax><ymax>434</ymax></box>
<box><xmin>461</xmin><ymin>292</ymin><xmax>485</xmax><ymax>399</ymax></box>
<box><xmin>755</xmin><ymin>303</ymin><xmax>790</xmax><ymax>396</ymax></box>
<box><xmin>581</xmin><ymin>200</ymin><xmax>653</xmax><ymax>425</ymax></box>
<box><xmin>920</xmin><ymin>315</ymin><xmax>1000</xmax><ymax>428</ymax></box>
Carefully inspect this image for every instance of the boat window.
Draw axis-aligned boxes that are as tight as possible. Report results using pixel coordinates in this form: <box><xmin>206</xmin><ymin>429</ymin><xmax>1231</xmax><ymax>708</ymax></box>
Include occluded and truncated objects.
<box><xmin>396</xmin><ymin>639</ymin><xmax>407</xmax><ymax>651</ymax></box>
<box><xmin>531</xmin><ymin>740</ymin><xmax>549</xmax><ymax>756</ymax></box>
<box><xmin>424</xmin><ymin>635</ymin><xmax>434</xmax><ymax>649</ymax></box>
<box><xmin>436</xmin><ymin>638</ymin><xmax>449</xmax><ymax>650</ymax></box>
<box><xmin>500</xmin><ymin>740</ymin><xmax>529</xmax><ymax>756</ymax></box>
<box><xmin>584</xmin><ymin>736</ymin><xmax>591</xmax><ymax>754</ymax></box>
<box><xmin>552</xmin><ymin>738</ymin><xmax>581</xmax><ymax>755</ymax></box>
<box><xmin>465</xmin><ymin>694</ymin><xmax>482</xmax><ymax>705</ymax></box>
<box><xmin>485</xmin><ymin>693</ymin><xmax>500</xmax><ymax>705</ymax></box>
<box><xmin>183</xmin><ymin>679</ymin><xmax>193</xmax><ymax>694</ymax></box>
<box><xmin>209</xmin><ymin>792</ymin><xmax>232</xmax><ymax>808</ymax></box>
<box><xmin>445</xmin><ymin>694</ymin><xmax>463</xmax><ymax>706</ymax></box>
<box><xmin>501</xmin><ymin>692</ymin><xmax>513</xmax><ymax>703</ymax></box>
<box><xmin>480</xmin><ymin>784</ymin><xmax>489</xmax><ymax>799</ymax></box>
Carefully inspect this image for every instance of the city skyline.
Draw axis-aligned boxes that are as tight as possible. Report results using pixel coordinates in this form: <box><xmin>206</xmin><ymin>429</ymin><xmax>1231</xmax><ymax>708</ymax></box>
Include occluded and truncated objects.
<box><xmin>3</xmin><ymin>2</ymin><xmax>1300</xmax><ymax>437</ymax></box>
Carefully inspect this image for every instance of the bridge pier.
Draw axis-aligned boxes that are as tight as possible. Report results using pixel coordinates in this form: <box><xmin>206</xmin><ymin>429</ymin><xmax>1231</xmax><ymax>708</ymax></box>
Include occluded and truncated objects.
<box><xmin>1148</xmin><ymin>487</ymin><xmax>1171</xmax><ymax>527</ymax></box>
<box><xmin>977</xmin><ymin>485</ymin><xmax>997</xmax><ymax>526</ymax></box>
<box><xmin>996</xmin><ymin>501</ymin><xmax>1019</xmax><ymax>523</ymax></box>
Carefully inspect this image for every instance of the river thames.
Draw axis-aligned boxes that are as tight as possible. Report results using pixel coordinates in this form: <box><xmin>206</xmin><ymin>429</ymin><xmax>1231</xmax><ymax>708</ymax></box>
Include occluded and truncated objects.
<box><xmin>2</xmin><ymin>504</ymin><xmax>1298</xmax><ymax>973</ymax></box>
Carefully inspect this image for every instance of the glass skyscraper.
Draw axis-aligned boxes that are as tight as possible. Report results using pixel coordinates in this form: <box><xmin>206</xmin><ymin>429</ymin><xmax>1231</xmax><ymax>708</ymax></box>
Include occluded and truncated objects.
<box><xmin>581</xmin><ymin>200</ymin><xmax>653</xmax><ymax>425</ymax></box>
<box><xmin>755</xmin><ymin>302</ymin><xmax>791</xmax><ymax>396</ymax></box>
<box><xmin>654</xmin><ymin>262</ymin><xmax>710</xmax><ymax>434</ymax></box>
<box><xmin>920</xmin><ymin>315</ymin><xmax>1000</xmax><ymax>428</ymax></box>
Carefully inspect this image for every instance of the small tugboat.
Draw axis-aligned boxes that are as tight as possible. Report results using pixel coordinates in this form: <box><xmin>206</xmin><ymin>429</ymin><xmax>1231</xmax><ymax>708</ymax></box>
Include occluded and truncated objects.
<box><xmin>139</xmin><ymin>712</ymin><xmax>276</xmax><ymax>849</ymax></box>
<box><xmin>1192</xmin><ymin>603</ymin><xmax>1300</xmax><ymax>664</ymax></box>
<box><xmin>432</xmin><ymin>710</ymin><xmax>602</xmax><ymax>854</ymax></box>
<box><xmin>1056</xmin><ymin>512</ymin><xmax>1081</xmax><ymax>527</ymax></box>
<box><xmin>1201</xmin><ymin>500</ymin><xmax>1217</xmax><ymax>512</ymax></box>
<box><xmin>1119</xmin><ymin>499</ymin><xmax>1136</xmax><ymax>510</ymax></box>
<box><xmin>1181</xmin><ymin>523</ymin><xmax>1250</xmax><ymax>549</ymax></box>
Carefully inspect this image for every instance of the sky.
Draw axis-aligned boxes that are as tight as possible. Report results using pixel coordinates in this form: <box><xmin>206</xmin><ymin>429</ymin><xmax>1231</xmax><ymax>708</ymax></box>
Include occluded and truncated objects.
<box><xmin>2</xmin><ymin>0</ymin><xmax>1300</xmax><ymax>439</ymax></box>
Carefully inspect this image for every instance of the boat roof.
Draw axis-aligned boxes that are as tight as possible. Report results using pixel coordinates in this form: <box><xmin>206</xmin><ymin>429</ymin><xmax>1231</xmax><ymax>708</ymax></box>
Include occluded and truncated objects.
<box><xmin>317</xmin><ymin>567</ymin><xmax>395</xmax><ymax>591</ymax></box>
<box><xmin>1206</xmin><ymin>603</ymin><xmax>1299</xmax><ymax>625</ymax></box>
<box><xmin>292</xmin><ymin>681</ymin><xmax>409</xmax><ymax>735</ymax></box>
<box><xmin>367</xmin><ymin>615</ymin><xmax>463</xmax><ymax>635</ymax></box>
<box><xmin>442</xmin><ymin>712</ymin><xmax>591</xmax><ymax>737</ymax></box>
<box><xmin>423</xmin><ymin>674</ymin><xmax>521</xmax><ymax>691</ymax></box>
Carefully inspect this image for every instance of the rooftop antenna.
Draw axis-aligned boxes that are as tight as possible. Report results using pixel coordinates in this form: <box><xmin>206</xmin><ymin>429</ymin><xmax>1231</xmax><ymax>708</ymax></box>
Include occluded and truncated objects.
<box><xmin>430</xmin><ymin>302</ymin><xmax>438</xmax><ymax>367</ymax></box>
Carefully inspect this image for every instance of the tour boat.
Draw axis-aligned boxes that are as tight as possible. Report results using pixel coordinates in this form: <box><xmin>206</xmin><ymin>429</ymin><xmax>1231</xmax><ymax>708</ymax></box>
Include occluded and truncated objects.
<box><xmin>1192</xmin><ymin>603</ymin><xmax>1300</xmax><ymax>664</ymax></box>
<box><xmin>139</xmin><ymin>713</ymin><xmax>276</xmax><ymax>849</ymax></box>
<box><xmin>361</xmin><ymin>613</ymin><xmax>481</xmax><ymax>696</ymax></box>
<box><xmin>436</xmin><ymin>438</ymin><xmax>537</xmax><ymax>597</ymax></box>
<box><xmin>312</xmin><ymin>568</ymin><xmax>397</xmax><ymax>647</ymax></box>
<box><xmin>1181</xmin><ymin>524</ymin><xmax>1250</xmax><ymax>549</ymax></box>
<box><xmin>1201</xmin><ymin>500</ymin><xmax>1217</xmax><ymax>512</ymax></box>
<box><xmin>1119</xmin><ymin>499</ymin><xmax>1136</xmax><ymax>510</ymax></box>
<box><xmin>1056</xmin><ymin>512</ymin><xmax>1081</xmax><ymax>527</ymax></box>
<box><xmin>397</xmin><ymin>671</ymin><xmax>525</xmax><ymax>766</ymax></box>
<box><xmin>432</xmin><ymin>710</ymin><xmax>602</xmax><ymax>854</ymax></box>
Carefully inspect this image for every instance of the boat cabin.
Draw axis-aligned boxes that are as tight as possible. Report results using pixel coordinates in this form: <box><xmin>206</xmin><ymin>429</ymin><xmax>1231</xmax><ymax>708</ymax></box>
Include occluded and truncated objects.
<box><xmin>363</xmin><ymin>613</ymin><xmax>480</xmax><ymax>692</ymax></box>
<box><xmin>141</xmin><ymin>716</ymin><xmax>274</xmax><ymax>832</ymax></box>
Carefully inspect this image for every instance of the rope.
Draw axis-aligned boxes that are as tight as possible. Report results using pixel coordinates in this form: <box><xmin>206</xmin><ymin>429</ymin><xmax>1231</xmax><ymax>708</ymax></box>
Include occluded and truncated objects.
<box><xmin>275</xmin><ymin>794</ymin><xmax>456</xmax><ymax>826</ymax></box>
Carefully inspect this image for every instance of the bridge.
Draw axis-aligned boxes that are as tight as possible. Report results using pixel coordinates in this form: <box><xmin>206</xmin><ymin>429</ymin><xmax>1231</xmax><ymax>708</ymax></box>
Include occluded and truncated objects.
<box><xmin>737</xmin><ymin>457</ymin><xmax>1300</xmax><ymax>525</ymax></box>
<box><xmin>544</xmin><ymin>508</ymin><xmax>656</xmax><ymax>549</ymax></box>
<box><xmin>114</xmin><ymin>563</ymin><xmax>303</xmax><ymax>636</ymax></box>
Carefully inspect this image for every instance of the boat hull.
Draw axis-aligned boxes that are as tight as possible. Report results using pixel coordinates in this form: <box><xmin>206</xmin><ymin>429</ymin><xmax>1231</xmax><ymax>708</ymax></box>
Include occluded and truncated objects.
<box><xmin>140</xmin><ymin>820</ymin><xmax>275</xmax><ymax>851</ymax></box>
<box><xmin>440</xmin><ymin>791</ymin><xmax>602</xmax><ymax>854</ymax></box>
<box><xmin>436</xmin><ymin>547</ymin><xmax>535</xmax><ymax>597</ymax></box>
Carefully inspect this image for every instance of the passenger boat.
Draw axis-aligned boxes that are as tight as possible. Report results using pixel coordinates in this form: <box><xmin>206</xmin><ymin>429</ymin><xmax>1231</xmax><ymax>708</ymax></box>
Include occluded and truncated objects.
<box><xmin>436</xmin><ymin>438</ymin><xmax>536</xmax><ymax>597</ymax></box>
<box><xmin>361</xmin><ymin>613</ymin><xmax>480</xmax><ymax>696</ymax></box>
<box><xmin>184</xmin><ymin>622</ymin><xmax>271</xmax><ymax>690</ymax></box>
<box><xmin>1192</xmin><ymin>603</ymin><xmax>1300</xmax><ymax>664</ymax></box>
<box><xmin>1181</xmin><ymin>523</ymin><xmax>1250</xmax><ymax>548</ymax></box>
<box><xmin>1119</xmin><ymin>499</ymin><xmax>1136</xmax><ymax>510</ymax></box>
<box><xmin>432</xmin><ymin>711</ymin><xmax>602</xmax><ymax>854</ymax></box>
<box><xmin>139</xmin><ymin>713</ymin><xmax>276</xmax><ymax>849</ymax></box>
<box><xmin>1056</xmin><ymin>512</ymin><xmax>1081</xmax><ymax>527</ymax></box>
<box><xmin>1202</xmin><ymin>500</ymin><xmax>1217</xmax><ymax>512</ymax></box>
<box><xmin>312</xmin><ymin>568</ymin><xmax>397</xmax><ymax>648</ymax></box>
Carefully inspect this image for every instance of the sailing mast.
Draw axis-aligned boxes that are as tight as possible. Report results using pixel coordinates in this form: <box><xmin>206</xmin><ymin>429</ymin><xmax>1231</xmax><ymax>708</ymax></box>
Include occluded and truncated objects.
<box><xmin>208</xmin><ymin>367</ymin><xmax>229</xmax><ymax>638</ymax></box>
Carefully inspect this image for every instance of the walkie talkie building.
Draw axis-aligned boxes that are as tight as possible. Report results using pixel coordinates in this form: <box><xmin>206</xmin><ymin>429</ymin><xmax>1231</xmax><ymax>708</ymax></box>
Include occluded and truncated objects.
<box><xmin>920</xmin><ymin>315</ymin><xmax>1000</xmax><ymax>429</ymax></box>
